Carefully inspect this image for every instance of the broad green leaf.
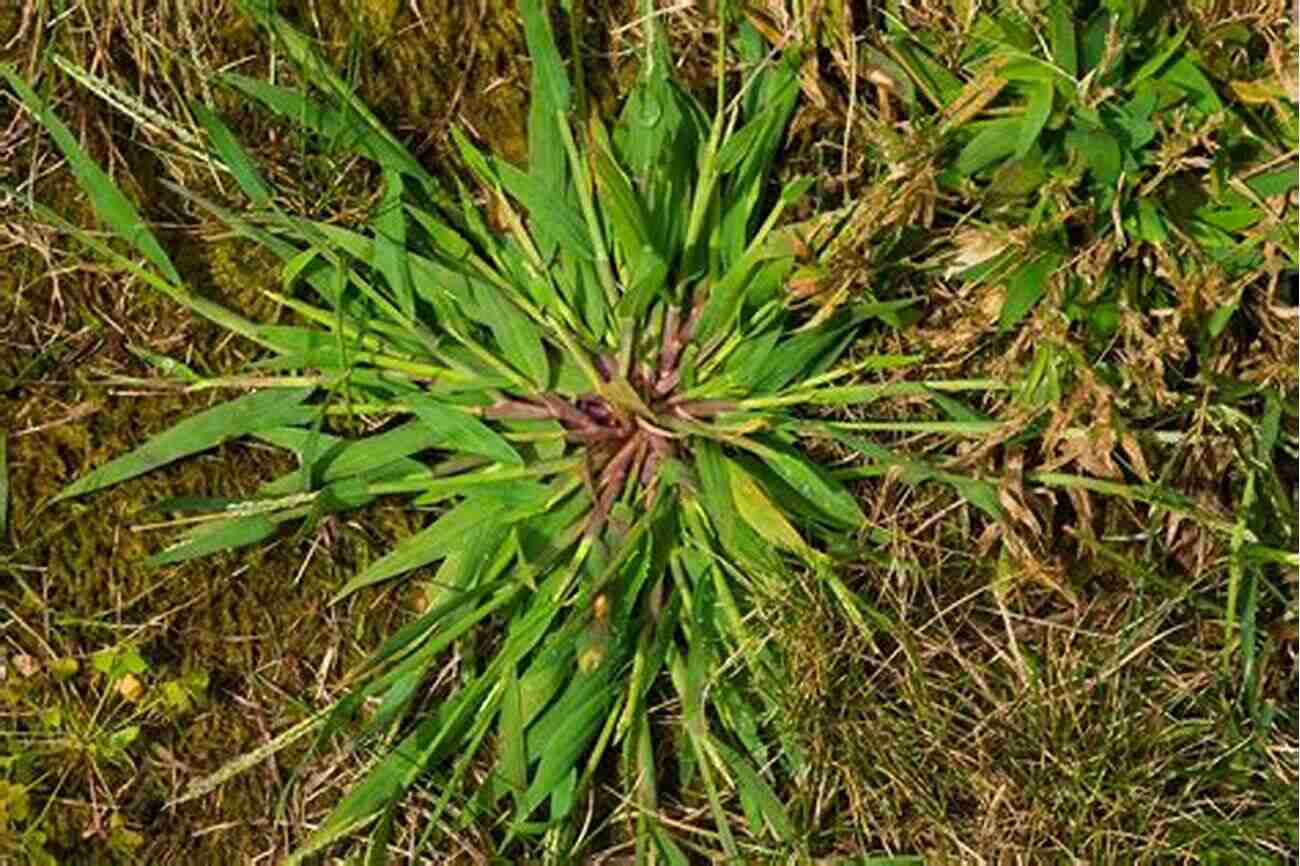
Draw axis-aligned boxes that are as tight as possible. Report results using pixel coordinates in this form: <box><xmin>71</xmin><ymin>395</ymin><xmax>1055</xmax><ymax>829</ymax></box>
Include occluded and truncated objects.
<box><xmin>1048</xmin><ymin>1</ymin><xmax>1077</xmax><ymax>78</ymax></box>
<box><xmin>1000</xmin><ymin>59</ymin><xmax>1058</xmax><ymax>84</ymax></box>
<box><xmin>1000</xmin><ymin>251</ymin><xmax>1064</xmax><ymax>330</ymax></box>
<box><xmin>1131</xmin><ymin>27</ymin><xmax>1189</xmax><ymax>86</ymax></box>
<box><xmin>1065</xmin><ymin>128</ymin><xmax>1121</xmax><ymax>186</ymax></box>
<box><xmin>56</xmin><ymin>389</ymin><xmax>316</xmax><ymax>501</ymax></box>
<box><xmin>1159</xmin><ymin>54</ymin><xmax>1223</xmax><ymax>114</ymax></box>
<box><xmin>956</xmin><ymin>119</ymin><xmax>1021</xmax><ymax>176</ymax></box>
<box><xmin>3</xmin><ymin>65</ymin><xmax>181</xmax><ymax>285</ymax></box>
<box><xmin>1135</xmin><ymin>199</ymin><xmax>1170</xmax><ymax>242</ymax></box>
<box><xmin>1015</xmin><ymin>80</ymin><xmax>1053</xmax><ymax>159</ymax></box>
<box><xmin>1245</xmin><ymin>168</ymin><xmax>1298</xmax><ymax>199</ymax></box>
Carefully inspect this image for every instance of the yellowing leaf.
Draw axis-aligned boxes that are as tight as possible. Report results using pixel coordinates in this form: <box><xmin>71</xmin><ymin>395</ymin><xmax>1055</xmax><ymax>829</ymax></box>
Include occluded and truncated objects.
<box><xmin>726</xmin><ymin>460</ymin><xmax>810</xmax><ymax>556</ymax></box>
<box><xmin>11</xmin><ymin>654</ymin><xmax>38</xmax><ymax>677</ymax></box>
<box><xmin>117</xmin><ymin>673</ymin><xmax>145</xmax><ymax>702</ymax></box>
<box><xmin>1229</xmin><ymin>79</ymin><xmax>1287</xmax><ymax>104</ymax></box>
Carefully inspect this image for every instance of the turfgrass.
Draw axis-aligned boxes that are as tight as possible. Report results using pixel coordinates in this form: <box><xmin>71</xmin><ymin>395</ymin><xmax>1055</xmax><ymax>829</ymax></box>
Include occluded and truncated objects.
<box><xmin>1</xmin><ymin>1</ymin><xmax>1296</xmax><ymax>864</ymax></box>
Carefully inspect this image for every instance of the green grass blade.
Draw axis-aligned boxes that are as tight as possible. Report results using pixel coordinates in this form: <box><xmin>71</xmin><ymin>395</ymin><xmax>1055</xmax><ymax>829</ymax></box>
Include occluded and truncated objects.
<box><xmin>291</xmin><ymin>420</ymin><xmax>437</xmax><ymax>484</ymax></box>
<box><xmin>286</xmin><ymin>675</ymin><xmax>496</xmax><ymax>865</ymax></box>
<box><xmin>1014</xmin><ymin>79</ymin><xmax>1053</xmax><ymax>159</ymax></box>
<box><xmin>1048</xmin><ymin>0</ymin><xmax>1077</xmax><ymax>78</ymax></box>
<box><xmin>499</xmin><ymin>666</ymin><xmax>529</xmax><ymax>814</ymax></box>
<box><xmin>2</xmin><ymin>64</ymin><xmax>182</xmax><ymax>284</ymax></box>
<box><xmin>516</xmin><ymin>674</ymin><xmax>615</xmax><ymax>821</ymax></box>
<box><xmin>615</xmin><ymin>247</ymin><xmax>669</xmax><ymax>322</ymax></box>
<box><xmin>402</xmin><ymin>391</ymin><xmax>523</xmax><ymax>467</ymax></box>
<box><xmin>739</xmin><ymin>438</ymin><xmax>865</xmax><ymax>530</ymax></box>
<box><xmin>956</xmin><ymin>118</ymin><xmax>1021</xmax><ymax>176</ymax></box>
<box><xmin>709</xmin><ymin>737</ymin><xmax>794</xmax><ymax>841</ymax></box>
<box><xmin>56</xmin><ymin>388</ymin><xmax>316</xmax><ymax>502</ymax></box>
<box><xmin>332</xmin><ymin>496</ymin><xmax>528</xmax><ymax>601</ymax></box>
<box><xmin>472</xmin><ymin>284</ymin><xmax>550</xmax><ymax>389</ymax></box>
<box><xmin>374</xmin><ymin>169</ymin><xmax>415</xmax><ymax>319</ymax></box>
<box><xmin>830</xmin><ymin>433</ymin><xmax>1004</xmax><ymax>521</ymax></box>
<box><xmin>520</xmin><ymin>0</ymin><xmax>571</xmax><ymax>196</ymax></box>
<box><xmin>493</xmin><ymin>157</ymin><xmax>595</xmax><ymax>263</ymax></box>
<box><xmin>589</xmin><ymin>116</ymin><xmax>652</xmax><ymax>267</ymax></box>
<box><xmin>747</xmin><ymin>316</ymin><xmax>862</xmax><ymax>394</ymax></box>
<box><xmin>233</xmin><ymin>1</ymin><xmax>449</xmax><ymax>200</ymax></box>
<box><xmin>1000</xmin><ymin>251</ymin><xmax>1065</xmax><ymax>330</ymax></box>
<box><xmin>726</xmin><ymin>457</ymin><xmax>814</xmax><ymax>558</ymax></box>
<box><xmin>191</xmin><ymin>102</ymin><xmax>274</xmax><ymax>207</ymax></box>
<box><xmin>148</xmin><ymin>515</ymin><xmax>278</xmax><ymax>566</ymax></box>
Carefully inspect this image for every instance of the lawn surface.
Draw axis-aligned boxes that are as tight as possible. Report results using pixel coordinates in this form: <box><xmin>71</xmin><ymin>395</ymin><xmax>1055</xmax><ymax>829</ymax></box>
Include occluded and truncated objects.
<box><xmin>1</xmin><ymin>1</ymin><xmax>1296</xmax><ymax>864</ymax></box>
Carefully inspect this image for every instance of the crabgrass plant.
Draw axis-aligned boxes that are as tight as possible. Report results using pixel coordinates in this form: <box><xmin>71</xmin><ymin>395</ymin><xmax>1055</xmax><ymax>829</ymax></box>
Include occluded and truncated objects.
<box><xmin>6</xmin><ymin>1</ymin><xmax>994</xmax><ymax>861</ymax></box>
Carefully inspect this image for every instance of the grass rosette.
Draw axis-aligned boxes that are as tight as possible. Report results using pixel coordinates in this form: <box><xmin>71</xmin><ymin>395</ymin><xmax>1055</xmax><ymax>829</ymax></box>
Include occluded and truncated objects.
<box><xmin>3</xmin><ymin>0</ymin><xmax>991</xmax><ymax>860</ymax></box>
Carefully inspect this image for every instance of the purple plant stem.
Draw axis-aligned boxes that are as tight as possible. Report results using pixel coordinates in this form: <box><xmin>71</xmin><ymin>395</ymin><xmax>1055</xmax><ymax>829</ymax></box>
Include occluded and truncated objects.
<box><xmin>483</xmin><ymin>399</ymin><xmax>554</xmax><ymax>420</ymax></box>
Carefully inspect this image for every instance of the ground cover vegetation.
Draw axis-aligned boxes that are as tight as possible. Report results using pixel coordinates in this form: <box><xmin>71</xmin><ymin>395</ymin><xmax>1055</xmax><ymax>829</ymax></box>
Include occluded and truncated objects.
<box><xmin>0</xmin><ymin>0</ymin><xmax>1295</xmax><ymax>864</ymax></box>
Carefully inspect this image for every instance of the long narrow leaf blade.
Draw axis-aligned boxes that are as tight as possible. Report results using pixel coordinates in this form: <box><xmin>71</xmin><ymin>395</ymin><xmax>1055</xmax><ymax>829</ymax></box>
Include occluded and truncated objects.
<box><xmin>2</xmin><ymin>65</ymin><xmax>182</xmax><ymax>284</ymax></box>
<box><xmin>56</xmin><ymin>388</ymin><xmax>317</xmax><ymax>501</ymax></box>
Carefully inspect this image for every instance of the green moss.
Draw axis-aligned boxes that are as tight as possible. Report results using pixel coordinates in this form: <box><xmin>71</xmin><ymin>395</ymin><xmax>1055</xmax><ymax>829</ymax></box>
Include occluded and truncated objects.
<box><xmin>0</xmin><ymin>0</ymin><xmax>536</xmax><ymax>860</ymax></box>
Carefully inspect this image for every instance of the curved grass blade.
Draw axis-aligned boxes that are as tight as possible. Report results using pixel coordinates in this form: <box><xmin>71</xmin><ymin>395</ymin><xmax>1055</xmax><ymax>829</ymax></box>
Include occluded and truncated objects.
<box><xmin>374</xmin><ymin>169</ymin><xmax>415</xmax><ymax>319</ymax></box>
<box><xmin>332</xmin><ymin>490</ymin><xmax>549</xmax><ymax>601</ymax></box>
<box><xmin>233</xmin><ymin>0</ymin><xmax>449</xmax><ymax>201</ymax></box>
<box><xmin>739</xmin><ymin>437</ymin><xmax>865</xmax><ymax>530</ymax></box>
<box><xmin>2</xmin><ymin>64</ymin><xmax>182</xmax><ymax>285</ymax></box>
<box><xmin>191</xmin><ymin>102</ymin><xmax>274</xmax><ymax>207</ymax></box>
<box><xmin>403</xmin><ymin>391</ymin><xmax>523</xmax><ymax>467</ymax></box>
<box><xmin>148</xmin><ymin>514</ymin><xmax>277</xmax><ymax>566</ymax></box>
<box><xmin>55</xmin><ymin>388</ymin><xmax>317</xmax><ymax>502</ymax></box>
